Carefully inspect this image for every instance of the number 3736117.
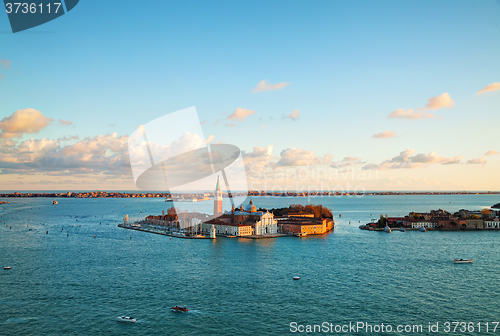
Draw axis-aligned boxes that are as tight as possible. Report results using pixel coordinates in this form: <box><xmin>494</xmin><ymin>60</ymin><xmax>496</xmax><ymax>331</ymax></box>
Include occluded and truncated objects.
<box><xmin>5</xmin><ymin>3</ymin><xmax>62</xmax><ymax>14</ymax></box>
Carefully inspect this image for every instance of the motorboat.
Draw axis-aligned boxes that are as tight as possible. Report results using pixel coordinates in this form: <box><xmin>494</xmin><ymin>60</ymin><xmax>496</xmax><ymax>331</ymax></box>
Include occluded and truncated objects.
<box><xmin>384</xmin><ymin>226</ymin><xmax>391</xmax><ymax>233</ymax></box>
<box><xmin>294</xmin><ymin>232</ymin><xmax>307</xmax><ymax>237</ymax></box>
<box><xmin>418</xmin><ymin>227</ymin><xmax>426</xmax><ymax>232</ymax></box>
<box><xmin>52</xmin><ymin>200</ymin><xmax>58</xmax><ymax>205</ymax></box>
<box><xmin>171</xmin><ymin>306</ymin><xmax>188</xmax><ymax>312</ymax></box>
<box><xmin>453</xmin><ymin>259</ymin><xmax>473</xmax><ymax>264</ymax></box>
<box><xmin>4</xmin><ymin>266</ymin><xmax>10</xmax><ymax>270</ymax></box>
<box><xmin>399</xmin><ymin>228</ymin><xmax>405</xmax><ymax>232</ymax></box>
<box><xmin>117</xmin><ymin>316</ymin><xmax>136</xmax><ymax>323</ymax></box>
<box><xmin>293</xmin><ymin>276</ymin><xmax>300</xmax><ymax>280</ymax></box>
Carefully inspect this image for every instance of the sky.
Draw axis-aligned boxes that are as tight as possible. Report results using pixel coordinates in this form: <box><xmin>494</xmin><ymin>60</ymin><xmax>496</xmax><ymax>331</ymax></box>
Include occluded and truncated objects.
<box><xmin>0</xmin><ymin>0</ymin><xmax>499</xmax><ymax>191</ymax></box>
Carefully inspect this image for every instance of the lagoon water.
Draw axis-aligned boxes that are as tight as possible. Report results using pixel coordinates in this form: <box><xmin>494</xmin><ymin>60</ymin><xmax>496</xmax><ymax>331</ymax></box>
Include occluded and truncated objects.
<box><xmin>1</xmin><ymin>195</ymin><xmax>500</xmax><ymax>335</ymax></box>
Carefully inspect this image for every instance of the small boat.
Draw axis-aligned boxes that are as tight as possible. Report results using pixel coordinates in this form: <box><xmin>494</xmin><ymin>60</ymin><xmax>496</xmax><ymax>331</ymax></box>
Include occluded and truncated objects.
<box><xmin>339</xmin><ymin>214</ymin><xmax>342</xmax><ymax>217</ymax></box>
<box><xmin>294</xmin><ymin>232</ymin><xmax>307</xmax><ymax>237</ymax></box>
<box><xmin>399</xmin><ymin>228</ymin><xmax>405</xmax><ymax>232</ymax></box>
<box><xmin>165</xmin><ymin>198</ymin><xmax>173</xmax><ymax>202</ymax></box>
<box><xmin>4</xmin><ymin>267</ymin><xmax>10</xmax><ymax>270</ymax></box>
<box><xmin>171</xmin><ymin>306</ymin><xmax>188</xmax><ymax>312</ymax></box>
<box><xmin>117</xmin><ymin>316</ymin><xmax>136</xmax><ymax>323</ymax></box>
<box><xmin>293</xmin><ymin>276</ymin><xmax>300</xmax><ymax>280</ymax></box>
<box><xmin>52</xmin><ymin>200</ymin><xmax>58</xmax><ymax>205</ymax></box>
<box><xmin>453</xmin><ymin>259</ymin><xmax>473</xmax><ymax>264</ymax></box>
<box><xmin>419</xmin><ymin>227</ymin><xmax>426</xmax><ymax>232</ymax></box>
<box><xmin>384</xmin><ymin>226</ymin><xmax>391</xmax><ymax>233</ymax></box>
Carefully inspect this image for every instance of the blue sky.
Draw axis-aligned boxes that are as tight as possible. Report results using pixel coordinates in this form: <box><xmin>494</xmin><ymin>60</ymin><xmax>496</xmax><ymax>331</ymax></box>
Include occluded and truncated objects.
<box><xmin>0</xmin><ymin>0</ymin><xmax>499</xmax><ymax>190</ymax></box>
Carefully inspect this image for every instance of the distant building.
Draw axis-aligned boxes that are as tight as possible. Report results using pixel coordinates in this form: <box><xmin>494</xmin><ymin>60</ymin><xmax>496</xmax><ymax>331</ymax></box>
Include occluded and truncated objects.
<box><xmin>277</xmin><ymin>216</ymin><xmax>334</xmax><ymax>235</ymax></box>
<box><xmin>411</xmin><ymin>220</ymin><xmax>435</xmax><ymax>229</ymax></box>
<box><xmin>465</xmin><ymin>218</ymin><xmax>484</xmax><ymax>229</ymax></box>
<box><xmin>203</xmin><ymin>200</ymin><xmax>278</xmax><ymax>236</ymax></box>
<box><xmin>484</xmin><ymin>218</ymin><xmax>500</xmax><ymax>229</ymax></box>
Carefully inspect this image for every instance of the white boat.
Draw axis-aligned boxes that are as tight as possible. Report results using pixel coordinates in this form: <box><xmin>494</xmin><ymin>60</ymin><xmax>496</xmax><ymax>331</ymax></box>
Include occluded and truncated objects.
<box><xmin>384</xmin><ymin>226</ymin><xmax>391</xmax><ymax>233</ymax></box>
<box><xmin>453</xmin><ymin>259</ymin><xmax>473</xmax><ymax>264</ymax></box>
<box><xmin>117</xmin><ymin>316</ymin><xmax>136</xmax><ymax>323</ymax></box>
<box><xmin>293</xmin><ymin>276</ymin><xmax>300</xmax><ymax>280</ymax></box>
<box><xmin>4</xmin><ymin>266</ymin><xmax>10</xmax><ymax>270</ymax></box>
<box><xmin>418</xmin><ymin>227</ymin><xmax>426</xmax><ymax>232</ymax></box>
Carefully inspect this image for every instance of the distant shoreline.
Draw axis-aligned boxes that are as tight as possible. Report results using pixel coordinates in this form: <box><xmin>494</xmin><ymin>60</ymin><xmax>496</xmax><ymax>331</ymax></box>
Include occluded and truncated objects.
<box><xmin>0</xmin><ymin>191</ymin><xmax>499</xmax><ymax>198</ymax></box>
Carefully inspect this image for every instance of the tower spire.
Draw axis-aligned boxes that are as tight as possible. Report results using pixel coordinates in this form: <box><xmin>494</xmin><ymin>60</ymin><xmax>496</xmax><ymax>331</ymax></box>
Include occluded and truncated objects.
<box><xmin>216</xmin><ymin>175</ymin><xmax>221</xmax><ymax>191</ymax></box>
<box><xmin>214</xmin><ymin>175</ymin><xmax>223</xmax><ymax>216</ymax></box>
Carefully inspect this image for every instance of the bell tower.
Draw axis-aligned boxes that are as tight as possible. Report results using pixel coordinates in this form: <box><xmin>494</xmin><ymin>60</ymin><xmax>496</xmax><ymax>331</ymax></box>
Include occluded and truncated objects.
<box><xmin>214</xmin><ymin>175</ymin><xmax>223</xmax><ymax>216</ymax></box>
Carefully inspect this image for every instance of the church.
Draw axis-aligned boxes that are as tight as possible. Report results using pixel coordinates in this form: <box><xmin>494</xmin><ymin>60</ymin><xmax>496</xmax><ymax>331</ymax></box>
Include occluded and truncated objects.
<box><xmin>203</xmin><ymin>177</ymin><xmax>278</xmax><ymax>237</ymax></box>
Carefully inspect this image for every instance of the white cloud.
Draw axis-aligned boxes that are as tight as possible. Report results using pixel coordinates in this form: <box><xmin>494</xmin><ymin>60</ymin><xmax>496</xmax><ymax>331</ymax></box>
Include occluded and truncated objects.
<box><xmin>58</xmin><ymin>119</ymin><xmax>73</xmax><ymax>126</ymax></box>
<box><xmin>332</xmin><ymin>156</ymin><xmax>365</xmax><ymax>168</ymax></box>
<box><xmin>243</xmin><ymin>145</ymin><xmax>274</xmax><ymax>173</ymax></box>
<box><xmin>0</xmin><ymin>108</ymin><xmax>54</xmax><ymax>138</ymax></box>
<box><xmin>251</xmin><ymin>80</ymin><xmax>290</xmax><ymax>93</ymax></box>
<box><xmin>286</xmin><ymin>109</ymin><xmax>300</xmax><ymax>121</ymax></box>
<box><xmin>388</xmin><ymin>92</ymin><xmax>454</xmax><ymax>120</ymax></box>
<box><xmin>278</xmin><ymin>148</ymin><xmax>316</xmax><ymax>166</ymax></box>
<box><xmin>58</xmin><ymin>135</ymin><xmax>79</xmax><ymax>141</ymax></box>
<box><xmin>467</xmin><ymin>157</ymin><xmax>487</xmax><ymax>165</ymax></box>
<box><xmin>373</xmin><ymin>131</ymin><xmax>396</xmax><ymax>139</ymax></box>
<box><xmin>388</xmin><ymin>108</ymin><xmax>436</xmax><ymax>120</ymax></box>
<box><xmin>422</xmin><ymin>92</ymin><xmax>455</xmax><ymax>110</ymax></box>
<box><xmin>363</xmin><ymin>148</ymin><xmax>462</xmax><ymax>170</ymax></box>
<box><xmin>485</xmin><ymin>150</ymin><xmax>499</xmax><ymax>156</ymax></box>
<box><xmin>227</xmin><ymin>107</ymin><xmax>256</xmax><ymax>122</ymax></box>
<box><xmin>277</xmin><ymin>147</ymin><xmax>333</xmax><ymax>167</ymax></box>
<box><xmin>477</xmin><ymin>82</ymin><xmax>500</xmax><ymax>95</ymax></box>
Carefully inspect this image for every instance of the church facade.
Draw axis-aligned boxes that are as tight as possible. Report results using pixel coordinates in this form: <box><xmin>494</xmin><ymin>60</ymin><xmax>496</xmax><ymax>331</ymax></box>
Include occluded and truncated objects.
<box><xmin>203</xmin><ymin>178</ymin><xmax>278</xmax><ymax>236</ymax></box>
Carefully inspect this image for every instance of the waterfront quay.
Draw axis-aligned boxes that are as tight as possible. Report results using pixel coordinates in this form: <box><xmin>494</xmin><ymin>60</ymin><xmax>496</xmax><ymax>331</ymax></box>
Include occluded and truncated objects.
<box><xmin>118</xmin><ymin>222</ymin><xmax>292</xmax><ymax>239</ymax></box>
<box><xmin>117</xmin><ymin>223</ymin><xmax>214</xmax><ymax>239</ymax></box>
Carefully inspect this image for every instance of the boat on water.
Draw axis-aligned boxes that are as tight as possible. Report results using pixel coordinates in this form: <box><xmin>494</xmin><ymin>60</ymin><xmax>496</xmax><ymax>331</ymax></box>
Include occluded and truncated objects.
<box><xmin>454</xmin><ymin>259</ymin><xmax>473</xmax><ymax>264</ymax></box>
<box><xmin>117</xmin><ymin>316</ymin><xmax>136</xmax><ymax>323</ymax></box>
<box><xmin>294</xmin><ymin>232</ymin><xmax>307</xmax><ymax>237</ymax></box>
<box><xmin>399</xmin><ymin>228</ymin><xmax>405</xmax><ymax>232</ymax></box>
<box><xmin>384</xmin><ymin>226</ymin><xmax>391</xmax><ymax>233</ymax></box>
<box><xmin>52</xmin><ymin>200</ymin><xmax>58</xmax><ymax>205</ymax></box>
<box><xmin>418</xmin><ymin>227</ymin><xmax>426</xmax><ymax>232</ymax></box>
<box><xmin>171</xmin><ymin>306</ymin><xmax>188</xmax><ymax>312</ymax></box>
<box><xmin>293</xmin><ymin>276</ymin><xmax>300</xmax><ymax>280</ymax></box>
<box><xmin>4</xmin><ymin>266</ymin><xmax>10</xmax><ymax>270</ymax></box>
<box><xmin>165</xmin><ymin>198</ymin><xmax>173</xmax><ymax>202</ymax></box>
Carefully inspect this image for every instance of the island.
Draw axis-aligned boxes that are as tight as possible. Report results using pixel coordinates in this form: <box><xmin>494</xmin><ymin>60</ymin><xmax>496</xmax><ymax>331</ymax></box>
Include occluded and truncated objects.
<box><xmin>119</xmin><ymin>202</ymin><xmax>335</xmax><ymax>239</ymax></box>
<box><xmin>360</xmin><ymin>207</ymin><xmax>500</xmax><ymax>231</ymax></box>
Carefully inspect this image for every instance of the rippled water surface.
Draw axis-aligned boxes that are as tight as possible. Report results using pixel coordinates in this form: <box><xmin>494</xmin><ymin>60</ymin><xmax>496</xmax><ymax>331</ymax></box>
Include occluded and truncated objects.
<box><xmin>1</xmin><ymin>195</ymin><xmax>499</xmax><ymax>335</ymax></box>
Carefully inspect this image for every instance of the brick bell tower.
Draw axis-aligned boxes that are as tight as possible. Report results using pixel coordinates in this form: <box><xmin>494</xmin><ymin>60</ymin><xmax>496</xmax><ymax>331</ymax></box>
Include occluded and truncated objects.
<box><xmin>214</xmin><ymin>175</ymin><xmax>223</xmax><ymax>216</ymax></box>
